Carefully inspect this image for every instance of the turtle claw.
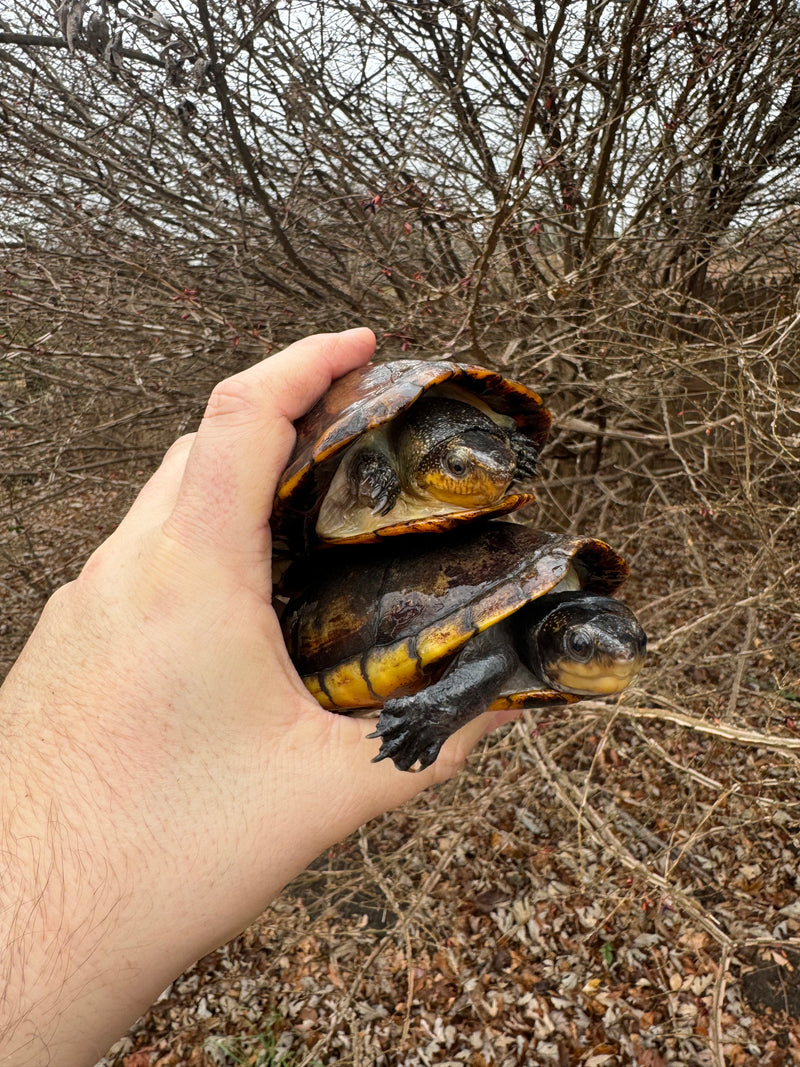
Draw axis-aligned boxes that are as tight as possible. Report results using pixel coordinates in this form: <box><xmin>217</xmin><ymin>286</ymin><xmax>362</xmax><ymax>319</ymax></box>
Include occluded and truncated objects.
<box><xmin>372</xmin><ymin>481</ymin><xmax>398</xmax><ymax>517</ymax></box>
<box><xmin>371</xmin><ymin>735</ymin><xmax>443</xmax><ymax>772</ymax></box>
<box><xmin>350</xmin><ymin>449</ymin><xmax>401</xmax><ymax>516</ymax></box>
<box><xmin>368</xmin><ymin>698</ymin><xmax>448</xmax><ymax>772</ymax></box>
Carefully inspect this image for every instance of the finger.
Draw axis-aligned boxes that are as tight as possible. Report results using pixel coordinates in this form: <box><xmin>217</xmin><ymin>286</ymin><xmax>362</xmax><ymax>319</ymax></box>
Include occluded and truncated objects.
<box><xmin>165</xmin><ymin>328</ymin><xmax>375</xmax><ymax>555</ymax></box>
<box><xmin>78</xmin><ymin>433</ymin><xmax>197</xmax><ymax>586</ymax></box>
<box><xmin>118</xmin><ymin>434</ymin><xmax>197</xmax><ymax>534</ymax></box>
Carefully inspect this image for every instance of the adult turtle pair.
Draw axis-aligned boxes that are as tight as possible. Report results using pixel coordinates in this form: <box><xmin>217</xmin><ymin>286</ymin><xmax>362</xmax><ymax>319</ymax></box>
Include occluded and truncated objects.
<box><xmin>275</xmin><ymin>360</ymin><xmax>646</xmax><ymax>771</ymax></box>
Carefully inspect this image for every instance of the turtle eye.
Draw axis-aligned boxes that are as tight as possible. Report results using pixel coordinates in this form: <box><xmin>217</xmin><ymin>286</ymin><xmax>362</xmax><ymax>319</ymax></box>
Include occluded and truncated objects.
<box><xmin>566</xmin><ymin>627</ymin><xmax>593</xmax><ymax>661</ymax></box>
<box><xmin>445</xmin><ymin>450</ymin><xmax>470</xmax><ymax>477</ymax></box>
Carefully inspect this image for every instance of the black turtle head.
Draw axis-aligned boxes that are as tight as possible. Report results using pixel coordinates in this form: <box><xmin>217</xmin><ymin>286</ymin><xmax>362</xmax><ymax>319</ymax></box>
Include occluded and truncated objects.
<box><xmin>519</xmin><ymin>592</ymin><xmax>646</xmax><ymax>695</ymax></box>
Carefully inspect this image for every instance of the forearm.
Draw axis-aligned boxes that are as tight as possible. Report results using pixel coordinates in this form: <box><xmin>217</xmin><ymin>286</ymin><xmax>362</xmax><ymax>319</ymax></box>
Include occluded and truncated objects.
<box><xmin>1</xmin><ymin>779</ymin><xmax>146</xmax><ymax>1066</ymax></box>
<box><xmin>0</xmin><ymin>608</ymin><xmax>173</xmax><ymax>1066</ymax></box>
<box><xmin>0</xmin><ymin>592</ymin><xmax>257</xmax><ymax>1067</ymax></box>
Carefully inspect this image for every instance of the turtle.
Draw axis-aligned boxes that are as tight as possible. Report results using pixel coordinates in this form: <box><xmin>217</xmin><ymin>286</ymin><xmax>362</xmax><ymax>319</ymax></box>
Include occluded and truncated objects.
<box><xmin>271</xmin><ymin>360</ymin><xmax>551</xmax><ymax>552</ymax></box>
<box><xmin>281</xmin><ymin>522</ymin><xmax>646</xmax><ymax>771</ymax></box>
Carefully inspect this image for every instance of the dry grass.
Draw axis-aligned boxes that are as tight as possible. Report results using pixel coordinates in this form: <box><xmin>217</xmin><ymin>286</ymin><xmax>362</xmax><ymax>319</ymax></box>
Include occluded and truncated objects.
<box><xmin>2</xmin><ymin>256</ymin><xmax>800</xmax><ymax>1066</ymax></box>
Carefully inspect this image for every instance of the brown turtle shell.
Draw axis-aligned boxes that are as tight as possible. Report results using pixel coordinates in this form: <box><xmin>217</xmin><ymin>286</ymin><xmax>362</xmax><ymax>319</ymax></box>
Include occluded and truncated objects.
<box><xmin>271</xmin><ymin>360</ymin><xmax>551</xmax><ymax>552</ymax></box>
<box><xmin>281</xmin><ymin>522</ymin><xmax>629</xmax><ymax>712</ymax></box>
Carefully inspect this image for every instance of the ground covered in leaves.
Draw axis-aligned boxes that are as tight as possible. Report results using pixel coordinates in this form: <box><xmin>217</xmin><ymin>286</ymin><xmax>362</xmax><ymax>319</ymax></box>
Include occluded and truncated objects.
<box><xmin>97</xmin><ymin>700</ymin><xmax>800</xmax><ymax>1067</ymax></box>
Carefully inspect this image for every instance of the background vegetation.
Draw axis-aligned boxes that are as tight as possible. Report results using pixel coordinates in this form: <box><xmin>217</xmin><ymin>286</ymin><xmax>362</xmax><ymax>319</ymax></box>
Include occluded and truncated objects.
<box><xmin>2</xmin><ymin>2</ymin><xmax>799</xmax><ymax>1064</ymax></box>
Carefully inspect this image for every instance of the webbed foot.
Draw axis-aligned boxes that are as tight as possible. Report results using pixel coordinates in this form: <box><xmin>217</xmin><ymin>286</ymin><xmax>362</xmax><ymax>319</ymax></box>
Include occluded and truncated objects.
<box><xmin>367</xmin><ymin>695</ymin><xmax>452</xmax><ymax>771</ymax></box>
<box><xmin>366</xmin><ymin>627</ymin><xmax>518</xmax><ymax>771</ymax></box>
<box><xmin>350</xmin><ymin>449</ymin><xmax>401</xmax><ymax>515</ymax></box>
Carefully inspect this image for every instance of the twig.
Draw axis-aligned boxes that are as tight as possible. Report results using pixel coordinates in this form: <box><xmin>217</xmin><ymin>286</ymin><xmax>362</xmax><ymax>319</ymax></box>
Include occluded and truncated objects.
<box><xmin>725</xmin><ymin>606</ymin><xmax>758</xmax><ymax>721</ymax></box>
<box><xmin>709</xmin><ymin>943</ymin><xmax>730</xmax><ymax>1067</ymax></box>
<box><xmin>574</xmin><ymin>701</ymin><xmax>800</xmax><ymax>750</ymax></box>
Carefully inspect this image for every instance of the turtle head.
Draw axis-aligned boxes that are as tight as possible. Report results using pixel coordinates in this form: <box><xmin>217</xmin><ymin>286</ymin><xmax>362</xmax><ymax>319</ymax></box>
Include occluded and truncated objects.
<box><xmin>412</xmin><ymin>427</ymin><xmax>517</xmax><ymax>506</ymax></box>
<box><xmin>394</xmin><ymin>396</ymin><xmax>518</xmax><ymax>507</ymax></box>
<box><xmin>520</xmin><ymin>592</ymin><xmax>646</xmax><ymax>695</ymax></box>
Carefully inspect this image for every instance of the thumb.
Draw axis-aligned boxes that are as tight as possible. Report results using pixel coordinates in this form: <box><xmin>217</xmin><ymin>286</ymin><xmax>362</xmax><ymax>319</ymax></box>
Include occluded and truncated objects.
<box><xmin>164</xmin><ymin>329</ymin><xmax>375</xmax><ymax>556</ymax></box>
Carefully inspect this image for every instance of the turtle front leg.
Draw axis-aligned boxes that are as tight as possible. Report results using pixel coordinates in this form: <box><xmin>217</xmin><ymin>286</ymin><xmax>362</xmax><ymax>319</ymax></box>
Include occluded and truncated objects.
<box><xmin>509</xmin><ymin>429</ymin><xmax>540</xmax><ymax>478</ymax></box>
<box><xmin>369</xmin><ymin>623</ymin><xmax>519</xmax><ymax>771</ymax></box>
<box><xmin>349</xmin><ymin>447</ymin><xmax>401</xmax><ymax>516</ymax></box>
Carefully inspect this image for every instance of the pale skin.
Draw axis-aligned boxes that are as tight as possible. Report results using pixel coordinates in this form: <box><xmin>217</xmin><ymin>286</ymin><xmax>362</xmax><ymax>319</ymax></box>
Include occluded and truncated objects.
<box><xmin>0</xmin><ymin>329</ymin><xmax>518</xmax><ymax>1067</ymax></box>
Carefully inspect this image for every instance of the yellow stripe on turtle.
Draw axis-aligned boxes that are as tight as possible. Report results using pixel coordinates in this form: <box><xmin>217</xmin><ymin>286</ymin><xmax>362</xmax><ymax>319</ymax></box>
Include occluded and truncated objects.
<box><xmin>303</xmin><ymin>675</ymin><xmax>334</xmax><ymax>710</ymax></box>
<box><xmin>468</xmin><ymin>579</ymin><xmax>531</xmax><ymax>631</ymax></box>
<box><xmin>415</xmin><ymin>571</ymin><xmax>565</xmax><ymax>669</ymax></box>
<box><xmin>364</xmin><ymin>638</ymin><xmax>422</xmax><ymax>698</ymax></box>
<box><xmin>318</xmin><ymin>658</ymin><xmax>378</xmax><ymax>709</ymax></box>
<box><xmin>489</xmin><ymin>690</ymin><xmax>580</xmax><ymax>711</ymax></box>
<box><xmin>414</xmin><ymin>612</ymin><xmax>478</xmax><ymax>668</ymax></box>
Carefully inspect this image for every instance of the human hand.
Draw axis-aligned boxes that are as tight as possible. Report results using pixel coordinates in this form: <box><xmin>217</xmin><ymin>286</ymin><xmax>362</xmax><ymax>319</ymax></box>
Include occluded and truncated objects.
<box><xmin>0</xmin><ymin>329</ymin><xmax>513</xmax><ymax>1067</ymax></box>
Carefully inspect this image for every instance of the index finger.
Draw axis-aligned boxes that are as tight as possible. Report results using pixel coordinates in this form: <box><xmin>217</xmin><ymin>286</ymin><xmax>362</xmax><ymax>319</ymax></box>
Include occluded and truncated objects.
<box><xmin>165</xmin><ymin>328</ymin><xmax>376</xmax><ymax>555</ymax></box>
